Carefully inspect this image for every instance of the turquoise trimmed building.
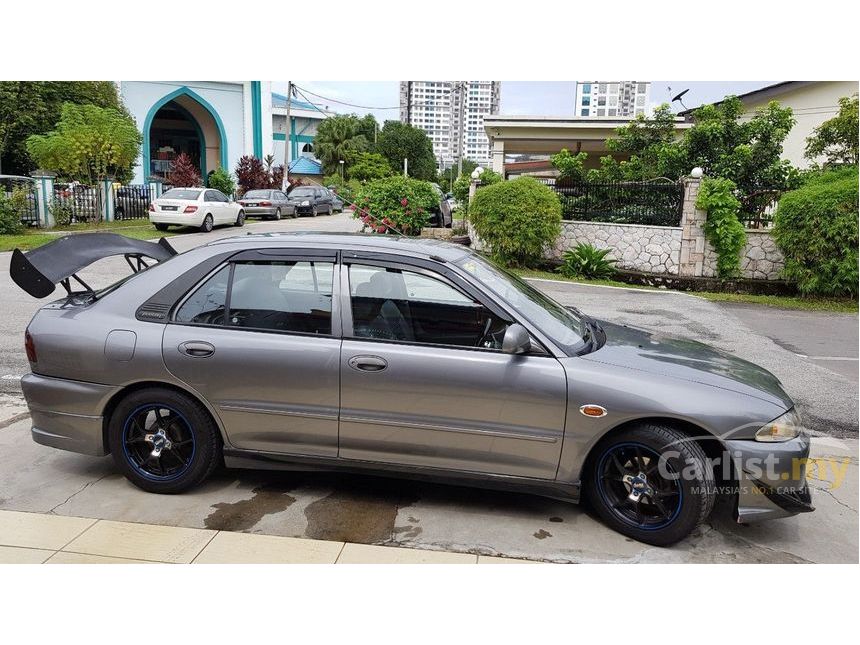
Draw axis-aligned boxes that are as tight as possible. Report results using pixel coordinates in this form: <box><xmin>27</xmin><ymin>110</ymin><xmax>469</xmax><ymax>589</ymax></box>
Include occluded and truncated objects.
<box><xmin>119</xmin><ymin>81</ymin><xmax>273</xmax><ymax>185</ymax></box>
<box><xmin>271</xmin><ymin>92</ymin><xmax>335</xmax><ymax>168</ymax></box>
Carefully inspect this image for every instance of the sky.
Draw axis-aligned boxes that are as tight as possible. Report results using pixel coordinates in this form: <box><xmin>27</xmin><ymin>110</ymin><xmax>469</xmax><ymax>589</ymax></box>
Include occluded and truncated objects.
<box><xmin>274</xmin><ymin>81</ymin><xmax>777</xmax><ymax>121</ymax></box>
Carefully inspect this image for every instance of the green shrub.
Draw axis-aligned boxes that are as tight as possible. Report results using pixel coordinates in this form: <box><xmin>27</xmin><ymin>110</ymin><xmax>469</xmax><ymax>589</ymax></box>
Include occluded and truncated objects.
<box><xmin>50</xmin><ymin>202</ymin><xmax>75</xmax><ymax>227</ymax></box>
<box><xmin>207</xmin><ymin>166</ymin><xmax>236</xmax><ymax>196</ymax></box>
<box><xmin>696</xmin><ymin>177</ymin><xmax>747</xmax><ymax>278</ymax></box>
<box><xmin>468</xmin><ymin>176</ymin><xmax>562</xmax><ymax>267</ymax></box>
<box><xmin>0</xmin><ymin>187</ymin><xmax>28</xmax><ymax>234</ymax></box>
<box><xmin>354</xmin><ymin>175</ymin><xmax>437</xmax><ymax>235</ymax></box>
<box><xmin>559</xmin><ymin>243</ymin><xmax>617</xmax><ymax>279</ymax></box>
<box><xmin>773</xmin><ymin>166</ymin><xmax>859</xmax><ymax>296</ymax></box>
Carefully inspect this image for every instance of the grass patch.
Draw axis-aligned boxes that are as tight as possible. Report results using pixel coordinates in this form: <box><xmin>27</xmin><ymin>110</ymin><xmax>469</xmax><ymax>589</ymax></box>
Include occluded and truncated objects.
<box><xmin>1</xmin><ymin>221</ymin><xmax>176</xmax><ymax>252</ymax></box>
<box><xmin>512</xmin><ymin>268</ymin><xmax>858</xmax><ymax>313</ymax></box>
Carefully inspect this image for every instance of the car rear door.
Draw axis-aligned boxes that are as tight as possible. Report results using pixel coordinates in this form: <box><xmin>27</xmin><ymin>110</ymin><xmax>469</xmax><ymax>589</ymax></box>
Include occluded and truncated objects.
<box><xmin>338</xmin><ymin>254</ymin><xmax>567</xmax><ymax>480</ymax></box>
<box><xmin>162</xmin><ymin>249</ymin><xmax>341</xmax><ymax>456</ymax></box>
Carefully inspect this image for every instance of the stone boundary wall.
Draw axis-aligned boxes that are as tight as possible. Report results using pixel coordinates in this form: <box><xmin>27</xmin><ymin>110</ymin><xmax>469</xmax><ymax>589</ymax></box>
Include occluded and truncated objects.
<box><xmin>704</xmin><ymin>229</ymin><xmax>785</xmax><ymax>280</ymax></box>
<box><xmin>549</xmin><ymin>221</ymin><xmax>682</xmax><ymax>275</ymax></box>
<box><xmin>466</xmin><ymin>175</ymin><xmax>784</xmax><ymax>281</ymax></box>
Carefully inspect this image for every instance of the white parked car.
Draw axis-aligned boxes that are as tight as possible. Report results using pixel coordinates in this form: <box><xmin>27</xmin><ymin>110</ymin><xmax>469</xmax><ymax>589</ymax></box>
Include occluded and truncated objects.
<box><xmin>149</xmin><ymin>187</ymin><xmax>245</xmax><ymax>232</ymax></box>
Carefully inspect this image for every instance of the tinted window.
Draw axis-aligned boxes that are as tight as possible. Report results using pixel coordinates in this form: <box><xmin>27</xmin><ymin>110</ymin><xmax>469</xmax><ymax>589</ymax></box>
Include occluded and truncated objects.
<box><xmin>161</xmin><ymin>189</ymin><xmax>201</xmax><ymax>200</ymax></box>
<box><xmin>349</xmin><ymin>264</ymin><xmax>508</xmax><ymax>349</ymax></box>
<box><xmin>204</xmin><ymin>190</ymin><xmax>218</xmax><ymax>201</ymax></box>
<box><xmin>243</xmin><ymin>190</ymin><xmax>271</xmax><ymax>199</ymax></box>
<box><xmin>290</xmin><ymin>187</ymin><xmax>315</xmax><ymax>198</ymax></box>
<box><xmin>175</xmin><ymin>266</ymin><xmax>230</xmax><ymax>324</ymax></box>
<box><xmin>455</xmin><ymin>254</ymin><xmax>586</xmax><ymax>353</ymax></box>
<box><xmin>214</xmin><ymin>190</ymin><xmax>230</xmax><ymax>202</ymax></box>
<box><xmin>275</xmin><ymin>191</ymin><xmax>288</xmax><ymax>200</ymax></box>
<box><xmin>229</xmin><ymin>261</ymin><xmax>333</xmax><ymax>334</ymax></box>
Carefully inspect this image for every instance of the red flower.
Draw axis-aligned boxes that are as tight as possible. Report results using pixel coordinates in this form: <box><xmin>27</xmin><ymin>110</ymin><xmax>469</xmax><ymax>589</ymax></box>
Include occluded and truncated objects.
<box><xmin>376</xmin><ymin>225</ymin><xmax>387</xmax><ymax>233</ymax></box>
<box><xmin>400</xmin><ymin>198</ymin><xmax>408</xmax><ymax>206</ymax></box>
<box><xmin>404</xmin><ymin>209</ymin><xmax>411</xmax><ymax>216</ymax></box>
<box><xmin>382</xmin><ymin>217</ymin><xmax>392</xmax><ymax>226</ymax></box>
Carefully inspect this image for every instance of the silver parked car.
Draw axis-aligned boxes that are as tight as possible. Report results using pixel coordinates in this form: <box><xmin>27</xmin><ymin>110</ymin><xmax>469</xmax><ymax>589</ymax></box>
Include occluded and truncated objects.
<box><xmin>237</xmin><ymin>189</ymin><xmax>294</xmax><ymax>220</ymax></box>
<box><xmin>10</xmin><ymin>233</ymin><xmax>812</xmax><ymax>545</ymax></box>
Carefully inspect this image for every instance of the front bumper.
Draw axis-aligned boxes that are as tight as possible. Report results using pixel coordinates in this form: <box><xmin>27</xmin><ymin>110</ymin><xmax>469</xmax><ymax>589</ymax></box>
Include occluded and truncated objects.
<box><xmin>21</xmin><ymin>373</ymin><xmax>118</xmax><ymax>457</ymax></box>
<box><xmin>727</xmin><ymin>433</ymin><xmax>814</xmax><ymax>522</ymax></box>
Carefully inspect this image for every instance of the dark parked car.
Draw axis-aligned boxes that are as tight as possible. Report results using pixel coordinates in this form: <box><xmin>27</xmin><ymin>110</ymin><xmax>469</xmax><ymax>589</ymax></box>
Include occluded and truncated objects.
<box><xmin>288</xmin><ymin>186</ymin><xmax>333</xmax><ymax>216</ymax></box>
<box><xmin>429</xmin><ymin>183</ymin><xmax>453</xmax><ymax>228</ymax></box>
<box><xmin>328</xmin><ymin>189</ymin><xmax>344</xmax><ymax>213</ymax></box>
<box><xmin>10</xmin><ymin>232</ymin><xmax>812</xmax><ymax>546</ymax></box>
<box><xmin>238</xmin><ymin>189</ymin><xmax>294</xmax><ymax>220</ymax></box>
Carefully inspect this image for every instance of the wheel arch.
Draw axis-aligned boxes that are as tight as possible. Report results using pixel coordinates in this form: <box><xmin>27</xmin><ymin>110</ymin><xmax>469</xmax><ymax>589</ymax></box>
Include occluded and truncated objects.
<box><xmin>578</xmin><ymin>416</ymin><xmax>735</xmax><ymax>486</ymax></box>
<box><xmin>100</xmin><ymin>380</ymin><xmax>227</xmax><ymax>454</ymax></box>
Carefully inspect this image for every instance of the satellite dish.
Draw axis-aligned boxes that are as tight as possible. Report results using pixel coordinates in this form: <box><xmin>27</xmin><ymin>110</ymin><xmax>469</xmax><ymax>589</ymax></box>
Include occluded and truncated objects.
<box><xmin>671</xmin><ymin>88</ymin><xmax>690</xmax><ymax>110</ymax></box>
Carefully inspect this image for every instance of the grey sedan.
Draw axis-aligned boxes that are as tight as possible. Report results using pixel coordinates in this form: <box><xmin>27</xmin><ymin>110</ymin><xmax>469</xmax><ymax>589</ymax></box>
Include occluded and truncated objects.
<box><xmin>10</xmin><ymin>233</ymin><xmax>812</xmax><ymax>546</ymax></box>
<box><xmin>237</xmin><ymin>189</ymin><xmax>294</xmax><ymax>220</ymax></box>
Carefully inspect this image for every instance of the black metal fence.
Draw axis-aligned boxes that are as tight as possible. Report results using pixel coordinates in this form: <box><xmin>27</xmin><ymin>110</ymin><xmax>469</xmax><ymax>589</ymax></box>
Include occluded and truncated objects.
<box><xmin>4</xmin><ymin>184</ymin><xmax>41</xmax><ymax>225</ymax></box>
<box><xmin>52</xmin><ymin>184</ymin><xmax>101</xmax><ymax>224</ymax></box>
<box><xmin>113</xmin><ymin>184</ymin><xmax>152</xmax><ymax>220</ymax></box>
<box><xmin>739</xmin><ymin>189</ymin><xmax>781</xmax><ymax>229</ymax></box>
<box><xmin>538</xmin><ymin>179</ymin><xmax>684</xmax><ymax>227</ymax></box>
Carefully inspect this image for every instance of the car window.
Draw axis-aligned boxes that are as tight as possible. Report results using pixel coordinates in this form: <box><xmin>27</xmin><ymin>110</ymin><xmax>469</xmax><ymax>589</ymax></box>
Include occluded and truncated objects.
<box><xmin>291</xmin><ymin>188</ymin><xmax>314</xmax><ymax>198</ymax></box>
<box><xmin>275</xmin><ymin>191</ymin><xmax>287</xmax><ymax>200</ymax></box>
<box><xmin>348</xmin><ymin>264</ymin><xmax>508</xmax><ymax>349</ymax></box>
<box><xmin>174</xmin><ymin>266</ymin><xmax>230</xmax><ymax>324</ymax></box>
<box><xmin>162</xmin><ymin>189</ymin><xmax>201</xmax><ymax>200</ymax></box>
<box><xmin>243</xmin><ymin>190</ymin><xmax>270</xmax><ymax>199</ymax></box>
<box><xmin>215</xmin><ymin>190</ymin><xmax>230</xmax><ymax>202</ymax></box>
<box><xmin>204</xmin><ymin>190</ymin><xmax>218</xmax><ymax>202</ymax></box>
<box><xmin>228</xmin><ymin>261</ymin><xmax>333</xmax><ymax>335</ymax></box>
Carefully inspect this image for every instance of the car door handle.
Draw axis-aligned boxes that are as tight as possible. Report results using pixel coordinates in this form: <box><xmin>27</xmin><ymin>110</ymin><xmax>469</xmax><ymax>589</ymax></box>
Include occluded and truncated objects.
<box><xmin>179</xmin><ymin>341</ymin><xmax>215</xmax><ymax>358</ymax></box>
<box><xmin>348</xmin><ymin>355</ymin><xmax>388</xmax><ymax>372</ymax></box>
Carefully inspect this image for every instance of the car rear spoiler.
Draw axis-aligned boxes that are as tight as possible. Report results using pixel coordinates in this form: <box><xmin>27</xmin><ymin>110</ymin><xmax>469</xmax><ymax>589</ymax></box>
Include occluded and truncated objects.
<box><xmin>10</xmin><ymin>233</ymin><xmax>178</xmax><ymax>299</ymax></box>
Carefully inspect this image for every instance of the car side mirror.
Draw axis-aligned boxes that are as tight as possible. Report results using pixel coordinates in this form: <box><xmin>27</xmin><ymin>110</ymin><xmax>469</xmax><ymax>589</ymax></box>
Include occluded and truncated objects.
<box><xmin>502</xmin><ymin>323</ymin><xmax>531</xmax><ymax>355</ymax></box>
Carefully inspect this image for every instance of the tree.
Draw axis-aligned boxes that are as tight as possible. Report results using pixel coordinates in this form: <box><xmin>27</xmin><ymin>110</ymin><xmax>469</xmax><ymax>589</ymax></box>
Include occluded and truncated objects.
<box><xmin>235</xmin><ymin>155</ymin><xmax>268</xmax><ymax>194</ymax></box>
<box><xmin>356</xmin><ymin>114</ymin><xmax>380</xmax><ymax>153</ymax></box>
<box><xmin>313</xmin><ymin>115</ymin><xmax>368</xmax><ymax>175</ymax></box>
<box><xmin>550</xmin><ymin>149</ymin><xmax>589</xmax><ymax>182</ymax></box>
<box><xmin>207</xmin><ymin>166</ymin><xmax>236</xmax><ymax>195</ymax></box>
<box><xmin>377</xmin><ymin>121</ymin><xmax>437</xmax><ymax>181</ymax></box>
<box><xmin>168</xmin><ymin>153</ymin><xmax>202</xmax><ymax>187</ymax></box>
<box><xmin>348</xmin><ymin>152</ymin><xmax>393</xmax><ymax>182</ymax></box>
<box><xmin>1</xmin><ymin>81</ymin><xmax>128</xmax><ymax>175</ymax></box>
<box><xmin>805</xmin><ymin>94</ymin><xmax>859</xmax><ymax>166</ymax></box>
<box><xmin>25</xmin><ymin>102</ymin><xmax>141</xmax><ymax>184</ymax></box>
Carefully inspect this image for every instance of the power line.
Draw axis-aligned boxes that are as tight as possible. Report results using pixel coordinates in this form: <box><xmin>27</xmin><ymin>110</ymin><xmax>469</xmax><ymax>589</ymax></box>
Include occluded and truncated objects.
<box><xmin>292</xmin><ymin>83</ymin><xmax>459</xmax><ymax>112</ymax></box>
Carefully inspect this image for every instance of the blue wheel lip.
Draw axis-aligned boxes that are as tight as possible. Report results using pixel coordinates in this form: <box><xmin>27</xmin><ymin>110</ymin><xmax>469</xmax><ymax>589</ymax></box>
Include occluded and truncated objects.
<box><xmin>596</xmin><ymin>441</ymin><xmax>683</xmax><ymax>531</ymax></box>
<box><xmin>121</xmin><ymin>403</ymin><xmax>196</xmax><ymax>482</ymax></box>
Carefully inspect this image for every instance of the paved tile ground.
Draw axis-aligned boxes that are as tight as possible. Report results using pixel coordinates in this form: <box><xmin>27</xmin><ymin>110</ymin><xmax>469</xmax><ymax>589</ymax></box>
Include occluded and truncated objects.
<box><xmin>0</xmin><ymin>509</ymin><xmax>531</xmax><ymax>564</ymax></box>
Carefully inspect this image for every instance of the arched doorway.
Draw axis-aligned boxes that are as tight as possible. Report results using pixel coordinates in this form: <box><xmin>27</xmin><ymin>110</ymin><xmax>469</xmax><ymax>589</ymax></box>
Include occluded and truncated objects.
<box><xmin>143</xmin><ymin>87</ymin><xmax>228</xmax><ymax>185</ymax></box>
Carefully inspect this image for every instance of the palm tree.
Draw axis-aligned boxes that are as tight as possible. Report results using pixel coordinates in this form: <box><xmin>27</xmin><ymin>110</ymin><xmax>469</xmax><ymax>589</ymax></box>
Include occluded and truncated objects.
<box><xmin>313</xmin><ymin>116</ymin><xmax>367</xmax><ymax>175</ymax></box>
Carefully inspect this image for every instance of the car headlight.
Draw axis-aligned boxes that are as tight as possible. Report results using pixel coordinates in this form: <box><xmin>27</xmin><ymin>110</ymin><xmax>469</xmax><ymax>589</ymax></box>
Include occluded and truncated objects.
<box><xmin>301</xmin><ymin>200</ymin><xmax>310</xmax><ymax>206</ymax></box>
<box><xmin>755</xmin><ymin>409</ymin><xmax>802</xmax><ymax>442</ymax></box>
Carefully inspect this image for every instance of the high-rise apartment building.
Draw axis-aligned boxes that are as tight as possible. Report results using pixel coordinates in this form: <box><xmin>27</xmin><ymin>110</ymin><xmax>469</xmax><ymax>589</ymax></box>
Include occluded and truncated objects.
<box><xmin>399</xmin><ymin>81</ymin><xmax>501</xmax><ymax>168</ymax></box>
<box><xmin>575</xmin><ymin>81</ymin><xmax>651</xmax><ymax>118</ymax></box>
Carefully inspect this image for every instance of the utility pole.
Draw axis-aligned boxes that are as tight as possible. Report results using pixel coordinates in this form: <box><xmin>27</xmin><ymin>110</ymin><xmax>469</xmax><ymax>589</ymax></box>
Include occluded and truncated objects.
<box><xmin>457</xmin><ymin>81</ymin><xmax>466</xmax><ymax>179</ymax></box>
<box><xmin>403</xmin><ymin>157</ymin><xmax>408</xmax><ymax>177</ymax></box>
<box><xmin>282</xmin><ymin>81</ymin><xmax>292</xmax><ymax>191</ymax></box>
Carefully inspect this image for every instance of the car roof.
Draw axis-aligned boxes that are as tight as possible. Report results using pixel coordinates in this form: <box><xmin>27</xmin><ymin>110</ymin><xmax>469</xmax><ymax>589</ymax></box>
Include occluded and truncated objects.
<box><xmin>206</xmin><ymin>232</ymin><xmax>474</xmax><ymax>262</ymax></box>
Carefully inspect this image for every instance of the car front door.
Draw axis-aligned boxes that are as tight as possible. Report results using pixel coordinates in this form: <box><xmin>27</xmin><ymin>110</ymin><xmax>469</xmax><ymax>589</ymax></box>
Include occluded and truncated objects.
<box><xmin>338</xmin><ymin>256</ymin><xmax>567</xmax><ymax>480</ymax></box>
<box><xmin>162</xmin><ymin>251</ymin><xmax>341</xmax><ymax>456</ymax></box>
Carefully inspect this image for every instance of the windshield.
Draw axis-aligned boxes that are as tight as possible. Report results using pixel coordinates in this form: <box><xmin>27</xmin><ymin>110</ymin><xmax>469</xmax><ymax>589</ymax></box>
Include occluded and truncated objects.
<box><xmin>161</xmin><ymin>189</ymin><xmax>201</xmax><ymax>200</ymax></box>
<box><xmin>243</xmin><ymin>190</ymin><xmax>271</xmax><ymax>198</ymax></box>
<box><xmin>455</xmin><ymin>254</ymin><xmax>588</xmax><ymax>355</ymax></box>
<box><xmin>290</xmin><ymin>188</ymin><xmax>315</xmax><ymax>197</ymax></box>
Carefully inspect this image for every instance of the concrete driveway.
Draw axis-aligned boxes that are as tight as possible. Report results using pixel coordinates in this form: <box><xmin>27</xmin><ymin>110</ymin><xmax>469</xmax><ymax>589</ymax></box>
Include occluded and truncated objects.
<box><xmin>0</xmin><ymin>216</ymin><xmax>856</xmax><ymax>563</ymax></box>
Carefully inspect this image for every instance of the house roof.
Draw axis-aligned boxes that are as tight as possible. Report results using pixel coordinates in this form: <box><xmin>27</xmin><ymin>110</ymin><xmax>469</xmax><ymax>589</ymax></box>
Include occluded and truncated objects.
<box><xmin>677</xmin><ymin>82</ymin><xmax>806</xmax><ymax>115</ymax></box>
<box><xmin>288</xmin><ymin>156</ymin><xmax>323</xmax><ymax>175</ymax></box>
<box><xmin>272</xmin><ymin>93</ymin><xmax>335</xmax><ymax>116</ymax></box>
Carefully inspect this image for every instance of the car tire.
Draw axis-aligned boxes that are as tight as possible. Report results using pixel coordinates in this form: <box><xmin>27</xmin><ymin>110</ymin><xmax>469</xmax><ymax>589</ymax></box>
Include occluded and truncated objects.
<box><xmin>108</xmin><ymin>387</ymin><xmax>222</xmax><ymax>494</ymax></box>
<box><xmin>274</xmin><ymin>208</ymin><xmax>282</xmax><ymax>221</ymax></box>
<box><xmin>200</xmin><ymin>214</ymin><xmax>214</xmax><ymax>232</ymax></box>
<box><xmin>585</xmin><ymin>423</ymin><xmax>715</xmax><ymax>546</ymax></box>
<box><xmin>154</xmin><ymin>223</ymin><xmax>169</xmax><ymax>232</ymax></box>
<box><xmin>312</xmin><ymin>205</ymin><xmax>318</xmax><ymax>217</ymax></box>
<box><xmin>234</xmin><ymin>210</ymin><xmax>245</xmax><ymax>227</ymax></box>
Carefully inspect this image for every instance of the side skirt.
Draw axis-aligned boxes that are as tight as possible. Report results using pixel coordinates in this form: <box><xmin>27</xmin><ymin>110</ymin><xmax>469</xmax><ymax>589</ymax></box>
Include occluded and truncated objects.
<box><xmin>223</xmin><ymin>448</ymin><xmax>581</xmax><ymax>503</ymax></box>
